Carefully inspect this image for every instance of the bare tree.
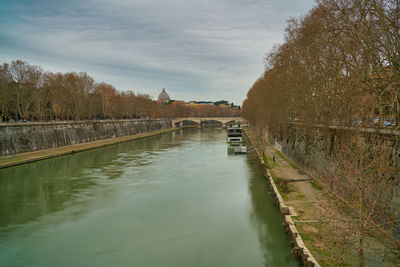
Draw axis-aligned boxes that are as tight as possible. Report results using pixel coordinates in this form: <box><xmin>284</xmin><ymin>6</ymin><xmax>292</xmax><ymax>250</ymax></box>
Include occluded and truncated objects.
<box><xmin>0</xmin><ymin>63</ymin><xmax>12</xmax><ymax>121</ymax></box>
<box><xmin>9</xmin><ymin>60</ymin><xmax>43</xmax><ymax>120</ymax></box>
<box><xmin>320</xmin><ymin>132</ymin><xmax>399</xmax><ymax>266</ymax></box>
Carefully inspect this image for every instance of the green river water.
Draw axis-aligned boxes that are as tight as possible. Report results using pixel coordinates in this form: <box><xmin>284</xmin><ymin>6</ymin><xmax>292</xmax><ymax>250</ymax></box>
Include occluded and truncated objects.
<box><xmin>0</xmin><ymin>127</ymin><xmax>299</xmax><ymax>266</ymax></box>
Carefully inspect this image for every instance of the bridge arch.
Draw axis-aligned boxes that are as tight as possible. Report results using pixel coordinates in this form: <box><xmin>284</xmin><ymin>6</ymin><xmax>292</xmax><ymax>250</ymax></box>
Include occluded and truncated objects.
<box><xmin>200</xmin><ymin>119</ymin><xmax>223</xmax><ymax>126</ymax></box>
<box><xmin>172</xmin><ymin>117</ymin><xmax>246</xmax><ymax>128</ymax></box>
<box><xmin>174</xmin><ymin>119</ymin><xmax>199</xmax><ymax>127</ymax></box>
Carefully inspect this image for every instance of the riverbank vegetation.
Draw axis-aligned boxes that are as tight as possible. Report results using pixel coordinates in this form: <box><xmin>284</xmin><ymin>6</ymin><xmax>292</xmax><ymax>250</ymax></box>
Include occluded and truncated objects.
<box><xmin>242</xmin><ymin>0</ymin><xmax>400</xmax><ymax>265</ymax></box>
<box><xmin>0</xmin><ymin>60</ymin><xmax>240</xmax><ymax>121</ymax></box>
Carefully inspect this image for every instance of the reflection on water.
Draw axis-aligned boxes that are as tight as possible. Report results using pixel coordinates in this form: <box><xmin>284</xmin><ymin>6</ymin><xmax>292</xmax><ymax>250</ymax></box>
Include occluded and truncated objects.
<box><xmin>0</xmin><ymin>131</ymin><xmax>188</xmax><ymax>231</ymax></box>
<box><xmin>247</xmin><ymin>154</ymin><xmax>299</xmax><ymax>266</ymax></box>
<box><xmin>0</xmin><ymin>127</ymin><xmax>299</xmax><ymax>267</ymax></box>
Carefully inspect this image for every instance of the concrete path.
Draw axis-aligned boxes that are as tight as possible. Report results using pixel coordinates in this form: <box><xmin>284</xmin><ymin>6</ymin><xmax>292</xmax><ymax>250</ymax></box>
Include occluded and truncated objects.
<box><xmin>262</xmin><ymin>142</ymin><xmax>399</xmax><ymax>266</ymax></box>
<box><xmin>263</xmin><ymin>144</ymin><xmax>324</xmax><ymax>204</ymax></box>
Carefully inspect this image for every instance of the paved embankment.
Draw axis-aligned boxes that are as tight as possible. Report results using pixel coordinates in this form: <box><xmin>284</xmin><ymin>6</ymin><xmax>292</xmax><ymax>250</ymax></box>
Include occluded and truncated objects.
<box><xmin>245</xmin><ymin>128</ymin><xmax>399</xmax><ymax>266</ymax></box>
<box><xmin>244</xmin><ymin>129</ymin><xmax>320</xmax><ymax>267</ymax></box>
<box><xmin>0</xmin><ymin>128</ymin><xmax>180</xmax><ymax>169</ymax></box>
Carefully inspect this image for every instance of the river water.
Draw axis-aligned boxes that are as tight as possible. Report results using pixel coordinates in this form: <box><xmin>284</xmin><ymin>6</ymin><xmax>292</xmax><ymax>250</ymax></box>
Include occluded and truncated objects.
<box><xmin>0</xmin><ymin>127</ymin><xmax>299</xmax><ymax>266</ymax></box>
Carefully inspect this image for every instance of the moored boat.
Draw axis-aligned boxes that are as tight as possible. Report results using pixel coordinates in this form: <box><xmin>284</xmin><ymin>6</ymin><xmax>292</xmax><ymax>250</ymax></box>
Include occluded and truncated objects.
<box><xmin>227</xmin><ymin>123</ymin><xmax>243</xmax><ymax>143</ymax></box>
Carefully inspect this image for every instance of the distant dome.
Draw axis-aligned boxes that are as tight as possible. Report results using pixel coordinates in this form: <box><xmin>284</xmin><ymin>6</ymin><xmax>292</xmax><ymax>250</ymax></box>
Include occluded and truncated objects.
<box><xmin>158</xmin><ymin>88</ymin><xmax>170</xmax><ymax>102</ymax></box>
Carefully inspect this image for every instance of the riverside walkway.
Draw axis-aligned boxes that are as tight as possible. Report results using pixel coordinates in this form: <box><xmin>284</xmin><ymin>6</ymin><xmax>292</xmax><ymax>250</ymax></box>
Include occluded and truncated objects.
<box><xmin>261</xmin><ymin>140</ymin><xmax>399</xmax><ymax>266</ymax></box>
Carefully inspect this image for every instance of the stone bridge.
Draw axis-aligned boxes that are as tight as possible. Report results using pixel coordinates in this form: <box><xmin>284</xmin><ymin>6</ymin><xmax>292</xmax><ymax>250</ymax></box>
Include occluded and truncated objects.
<box><xmin>171</xmin><ymin>117</ymin><xmax>246</xmax><ymax>128</ymax></box>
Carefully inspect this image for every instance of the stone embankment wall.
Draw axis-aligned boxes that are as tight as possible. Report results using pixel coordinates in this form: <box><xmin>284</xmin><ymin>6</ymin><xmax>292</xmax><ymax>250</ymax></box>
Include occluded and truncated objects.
<box><xmin>267</xmin><ymin>125</ymin><xmax>400</xmax><ymax>179</ymax></box>
<box><xmin>266</xmin><ymin>124</ymin><xmax>400</xmax><ymax>238</ymax></box>
<box><xmin>0</xmin><ymin>119</ymin><xmax>173</xmax><ymax>156</ymax></box>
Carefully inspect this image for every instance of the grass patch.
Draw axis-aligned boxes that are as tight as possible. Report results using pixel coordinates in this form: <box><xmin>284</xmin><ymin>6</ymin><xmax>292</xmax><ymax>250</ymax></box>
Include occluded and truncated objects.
<box><xmin>310</xmin><ymin>180</ymin><xmax>323</xmax><ymax>191</ymax></box>
<box><xmin>300</xmin><ymin>232</ymin><xmax>314</xmax><ymax>241</ymax></box>
<box><xmin>296</xmin><ymin>209</ymin><xmax>306</xmax><ymax>216</ymax></box>
<box><xmin>262</xmin><ymin>154</ymin><xmax>278</xmax><ymax>169</ymax></box>
<box><xmin>294</xmin><ymin>193</ymin><xmax>306</xmax><ymax>200</ymax></box>
<box><xmin>269</xmin><ymin>173</ymin><xmax>289</xmax><ymax>200</ymax></box>
<box><xmin>275</xmin><ymin>150</ymin><xmax>299</xmax><ymax>169</ymax></box>
<box><xmin>310</xmin><ymin>248</ymin><xmax>331</xmax><ymax>258</ymax></box>
<box><xmin>273</xmin><ymin>176</ymin><xmax>294</xmax><ymax>195</ymax></box>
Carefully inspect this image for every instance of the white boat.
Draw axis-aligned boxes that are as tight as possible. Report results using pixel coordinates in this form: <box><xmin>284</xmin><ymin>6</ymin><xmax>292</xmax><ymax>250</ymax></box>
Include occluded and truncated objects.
<box><xmin>227</xmin><ymin>123</ymin><xmax>243</xmax><ymax>143</ymax></box>
<box><xmin>234</xmin><ymin>146</ymin><xmax>247</xmax><ymax>154</ymax></box>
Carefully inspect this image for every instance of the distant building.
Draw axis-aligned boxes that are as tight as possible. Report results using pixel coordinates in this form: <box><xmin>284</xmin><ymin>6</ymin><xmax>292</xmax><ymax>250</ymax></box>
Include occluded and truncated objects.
<box><xmin>172</xmin><ymin>100</ymin><xmax>186</xmax><ymax>105</ymax></box>
<box><xmin>158</xmin><ymin>88</ymin><xmax>170</xmax><ymax>103</ymax></box>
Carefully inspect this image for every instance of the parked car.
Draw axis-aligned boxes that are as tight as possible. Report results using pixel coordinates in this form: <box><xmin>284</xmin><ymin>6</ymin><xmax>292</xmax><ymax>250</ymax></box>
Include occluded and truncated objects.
<box><xmin>367</xmin><ymin>117</ymin><xmax>379</xmax><ymax>126</ymax></box>
<box><xmin>384</xmin><ymin>119</ymin><xmax>396</xmax><ymax>128</ymax></box>
<box><xmin>352</xmin><ymin>118</ymin><xmax>362</xmax><ymax>126</ymax></box>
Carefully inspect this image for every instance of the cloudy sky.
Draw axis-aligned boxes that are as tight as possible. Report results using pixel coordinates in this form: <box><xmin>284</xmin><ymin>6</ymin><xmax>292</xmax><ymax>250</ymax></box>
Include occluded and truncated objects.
<box><xmin>0</xmin><ymin>0</ymin><xmax>315</xmax><ymax>105</ymax></box>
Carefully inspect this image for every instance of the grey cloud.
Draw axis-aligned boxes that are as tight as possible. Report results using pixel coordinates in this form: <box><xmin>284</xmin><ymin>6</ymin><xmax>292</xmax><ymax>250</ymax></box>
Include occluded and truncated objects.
<box><xmin>0</xmin><ymin>0</ymin><xmax>315</xmax><ymax>104</ymax></box>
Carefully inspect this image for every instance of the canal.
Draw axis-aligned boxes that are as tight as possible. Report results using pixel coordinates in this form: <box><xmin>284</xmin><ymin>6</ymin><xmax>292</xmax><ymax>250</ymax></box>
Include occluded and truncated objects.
<box><xmin>0</xmin><ymin>127</ymin><xmax>299</xmax><ymax>266</ymax></box>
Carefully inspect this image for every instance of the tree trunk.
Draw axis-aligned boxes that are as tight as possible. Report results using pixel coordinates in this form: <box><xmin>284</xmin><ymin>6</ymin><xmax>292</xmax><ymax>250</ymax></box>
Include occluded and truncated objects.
<box><xmin>359</xmin><ymin>223</ymin><xmax>365</xmax><ymax>267</ymax></box>
<box><xmin>359</xmin><ymin>177</ymin><xmax>365</xmax><ymax>267</ymax></box>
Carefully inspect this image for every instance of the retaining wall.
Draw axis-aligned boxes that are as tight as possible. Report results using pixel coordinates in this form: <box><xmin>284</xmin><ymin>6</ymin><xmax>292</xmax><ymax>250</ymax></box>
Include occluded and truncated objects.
<box><xmin>0</xmin><ymin>119</ymin><xmax>173</xmax><ymax>156</ymax></box>
<box><xmin>266</xmin><ymin>124</ymin><xmax>400</xmax><ymax>239</ymax></box>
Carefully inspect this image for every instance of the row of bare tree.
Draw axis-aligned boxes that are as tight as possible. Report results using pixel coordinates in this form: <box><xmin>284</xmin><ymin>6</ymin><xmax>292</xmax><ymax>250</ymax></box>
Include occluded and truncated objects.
<box><xmin>0</xmin><ymin>60</ymin><xmax>239</xmax><ymax>121</ymax></box>
<box><xmin>242</xmin><ymin>0</ymin><xmax>399</xmax><ymax>131</ymax></box>
<box><xmin>241</xmin><ymin>1</ymin><xmax>399</xmax><ymax>265</ymax></box>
